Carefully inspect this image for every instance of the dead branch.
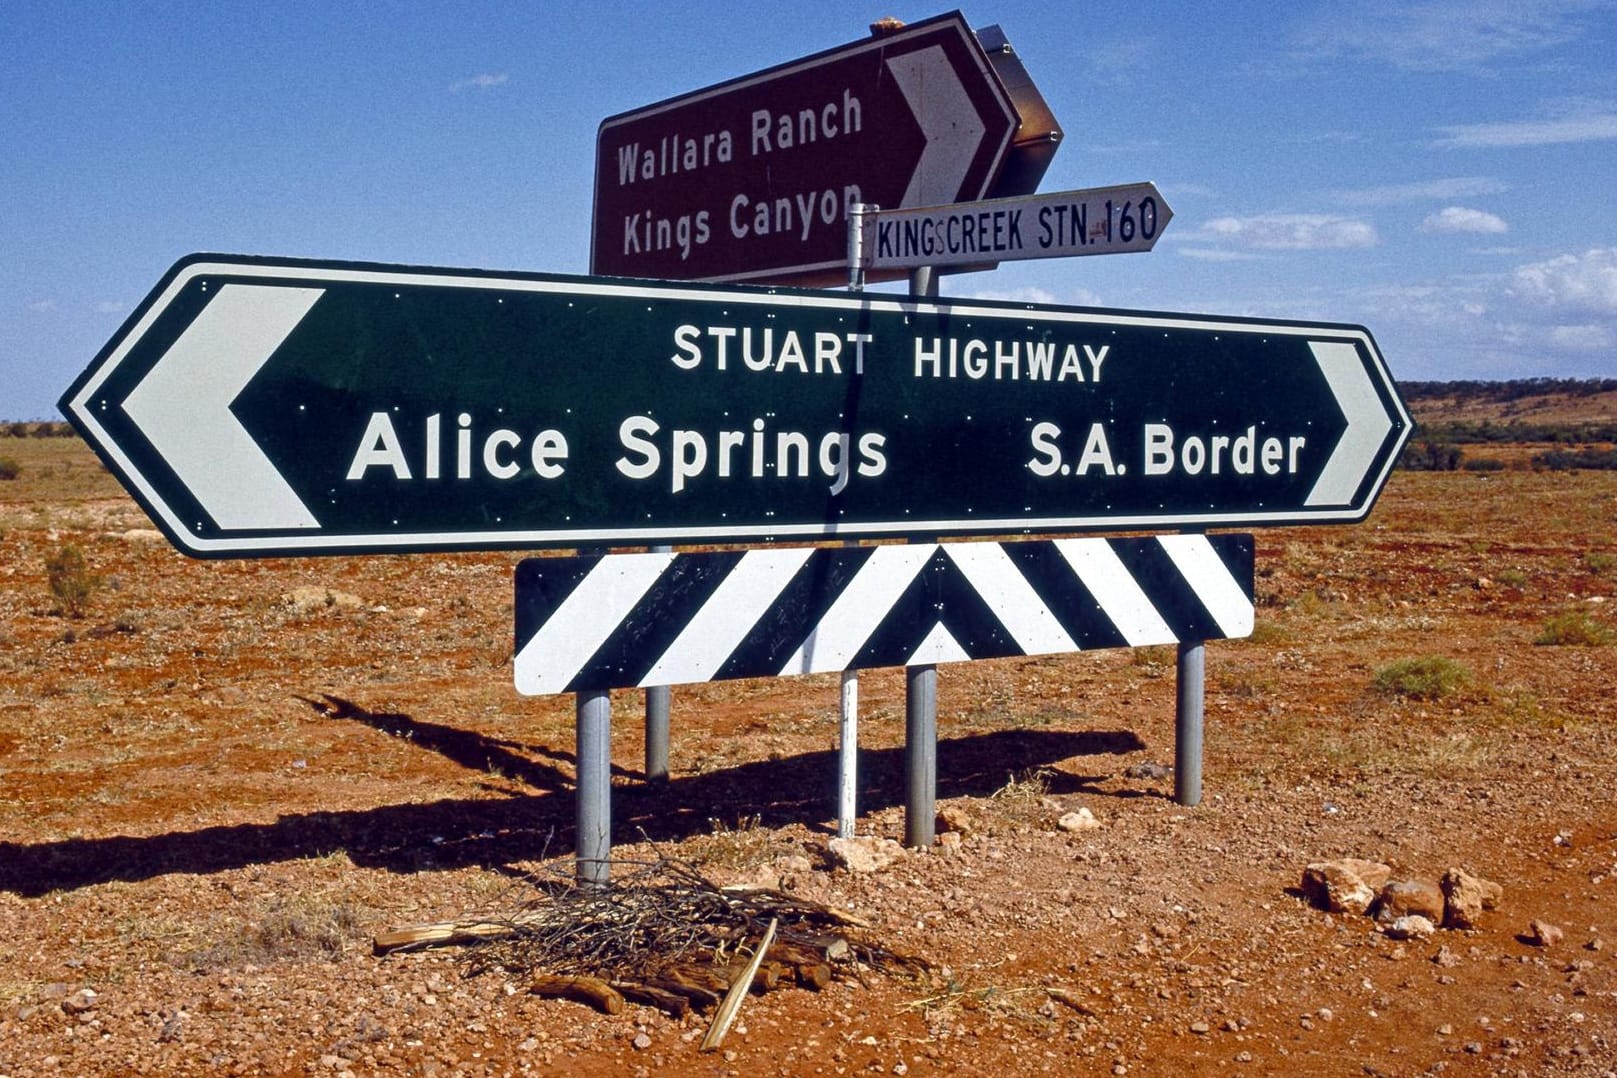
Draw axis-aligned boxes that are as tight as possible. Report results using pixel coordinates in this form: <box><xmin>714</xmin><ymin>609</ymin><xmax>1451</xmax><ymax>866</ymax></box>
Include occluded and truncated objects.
<box><xmin>528</xmin><ymin>975</ymin><xmax>623</xmax><ymax>1015</ymax></box>
<box><xmin>702</xmin><ymin>917</ymin><xmax>776</xmax><ymax>1051</ymax></box>
<box><xmin>371</xmin><ymin>856</ymin><xmax>928</xmax><ymax>1016</ymax></box>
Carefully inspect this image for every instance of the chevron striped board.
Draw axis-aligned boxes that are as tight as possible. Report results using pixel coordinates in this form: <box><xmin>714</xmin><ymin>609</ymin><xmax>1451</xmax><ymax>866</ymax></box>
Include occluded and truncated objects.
<box><xmin>513</xmin><ymin>535</ymin><xmax>1253</xmax><ymax>695</ymax></box>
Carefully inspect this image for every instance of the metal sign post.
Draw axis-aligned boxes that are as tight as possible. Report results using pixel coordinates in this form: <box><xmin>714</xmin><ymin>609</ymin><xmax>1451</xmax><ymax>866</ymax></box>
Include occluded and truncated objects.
<box><xmin>903</xmin><ymin>262</ymin><xmax>940</xmax><ymax>849</ymax></box>
<box><xmin>575</xmin><ymin>687</ymin><xmax>612</xmax><ymax>886</ymax></box>
<box><xmin>1175</xmin><ymin>640</ymin><xmax>1206</xmax><ymax>807</ymax></box>
<box><xmin>837</xmin><ymin>216</ymin><xmax>871</xmax><ymax>839</ymax></box>
<box><xmin>644</xmin><ymin>545</ymin><xmax>673</xmax><ymax>785</ymax></box>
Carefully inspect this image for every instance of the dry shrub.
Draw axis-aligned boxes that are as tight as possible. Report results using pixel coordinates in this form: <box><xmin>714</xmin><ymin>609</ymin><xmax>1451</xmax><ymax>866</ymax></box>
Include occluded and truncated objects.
<box><xmin>182</xmin><ymin>898</ymin><xmax>362</xmax><ymax>972</ymax></box>
<box><xmin>684</xmin><ymin>814</ymin><xmax>794</xmax><ymax>873</ymax></box>
<box><xmin>1535</xmin><ymin>611</ymin><xmax>1613</xmax><ymax>646</ymax></box>
<box><xmin>1372</xmin><ymin>656</ymin><xmax>1471</xmax><ymax>700</ymax></box>
<box><xmin>45</xmin><ymin>544</ymin><xmax>101</xmax><ymax>619</ymax></box>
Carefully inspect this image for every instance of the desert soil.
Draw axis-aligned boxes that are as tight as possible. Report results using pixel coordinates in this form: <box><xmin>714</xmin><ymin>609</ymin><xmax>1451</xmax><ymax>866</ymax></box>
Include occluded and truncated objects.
<box><xmin>2</xmin><ymin>431</ymin><xmax>1616</xmax><ymax>1077</ymax></box>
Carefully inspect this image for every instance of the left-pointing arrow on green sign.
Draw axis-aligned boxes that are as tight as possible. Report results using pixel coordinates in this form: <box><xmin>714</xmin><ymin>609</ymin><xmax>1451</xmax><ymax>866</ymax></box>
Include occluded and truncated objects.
<box><xmin>120</xmin><ymin>284</ymin><xmax>324</xmax><ymax>531</ymax></box>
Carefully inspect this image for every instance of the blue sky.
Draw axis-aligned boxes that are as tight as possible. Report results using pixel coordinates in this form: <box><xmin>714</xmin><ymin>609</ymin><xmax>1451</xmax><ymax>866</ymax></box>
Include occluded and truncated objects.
<box><xmin>4</xmin><ymin>0</ymin><xmax>1615</xmax><ymax>420</ymax></box>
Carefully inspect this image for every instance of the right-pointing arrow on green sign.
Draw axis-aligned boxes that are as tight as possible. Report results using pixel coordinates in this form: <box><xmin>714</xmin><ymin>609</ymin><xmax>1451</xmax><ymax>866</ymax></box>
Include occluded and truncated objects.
<box><xmin>1306</xmin><ymin>340</ymin><xmax>1399</xmax><ymax>508</ymax></box>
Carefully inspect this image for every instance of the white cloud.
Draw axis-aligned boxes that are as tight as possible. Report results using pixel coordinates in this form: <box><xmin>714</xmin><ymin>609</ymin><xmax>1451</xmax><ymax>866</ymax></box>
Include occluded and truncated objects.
<box><xmin>450</xmin><ymin>73</ymin><xmax>509</xmax><ymax>93</ymax></box>
<box><xmin>1549</xmin><ymin>324</ymin><xmax>1614</xmax><ymax>349</ymax></box>
<box><xmin>1421</xmin><ymin>207</ymin><xmax>1508</xmax><ymax>234</ymax></box>
<box><xmin>1436</xmin><ymin>101</ymin><xmax>1617</xmax><ymax>148</ymax></box>
<box><xmin>1085</xmin><ymin>139</ymin><xmax>1166</xmax><ymax>156</ymax></box>
<box><xmin>1511</xmin><ymin>248</ymin><xmax>1617</xmax><ymax>313</ymax></box>
<box><xmin>1346</xmin><ymin>252</ymin><xmax>1617</xmax><ymax>379</ymax></box>
<box><xmin>1296</xmin><ymin>0</ymin><xmax>1608</xmax><ymax>73</ymax></box>
<box><xmin>1331</xmin><ymin>176</ymin><xmax>1508</xmax><ymax>206</ymax></box>
<box><xmin>969</xmin><ymin>286</ymin><xmax>1104</xmax><ymax>308</ymax></box>
<box><xmin>1086</xmin><ymin>38</ymin><xmax>1159</xmax><ymax>87</ymax></box>
<box><xmin>26</xmin><ymin>299</ymin><xmax>56</xmax><ymax>313</ymax></box>
<box><xmin>95</xmin><ymin>301</ymin><xmax>125</xmax><ymax>314</ymax></box>
<box><xmin>1176</xmin><ymin>247</ymin><xmax>1267</xmax><ymax>262</ymax></box>
<box><xmin>1198</xmin><ymin>214</ymin><xmax>1379</xmax><ymax>251</ymax></box>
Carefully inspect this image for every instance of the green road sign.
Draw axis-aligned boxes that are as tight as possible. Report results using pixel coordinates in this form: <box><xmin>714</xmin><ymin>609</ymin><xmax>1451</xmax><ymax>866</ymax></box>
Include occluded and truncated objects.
<box><xmin>61</xmin><ymin>254</ymin><xmax>1411</xmax><ymax>558</ymax></box>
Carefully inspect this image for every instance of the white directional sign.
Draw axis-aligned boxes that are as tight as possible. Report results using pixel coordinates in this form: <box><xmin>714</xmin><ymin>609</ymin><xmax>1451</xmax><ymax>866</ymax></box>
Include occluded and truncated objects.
<box><xmin>860</xmin><ymin>183</ymin><xmax>1173</xmax><ymax>272</ymax></box>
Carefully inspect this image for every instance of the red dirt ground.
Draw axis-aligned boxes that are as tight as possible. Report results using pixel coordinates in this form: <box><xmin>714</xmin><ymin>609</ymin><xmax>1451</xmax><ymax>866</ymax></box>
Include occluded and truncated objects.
<box><xmin>2</xmin><ymin>433</ymin><xmax>1616</xmax><ymax>1076</ymax></box>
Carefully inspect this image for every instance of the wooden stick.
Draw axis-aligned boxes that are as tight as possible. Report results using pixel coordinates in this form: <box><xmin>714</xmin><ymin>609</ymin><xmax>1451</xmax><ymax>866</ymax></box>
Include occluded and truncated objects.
<box><xmin>701</xmin><ymin>917</ymin><xmax>777</xmax><ymax>1052</ymax></box>
<box><xmin>768</xmin><ymin>941</ymin><xmax>835</xmax><ymax>988</ymax></box>
<box><xmin>792</xmin><ymin>962</ymin><xmax>833</xmax><ymax>990</ymax></box>
<box><xmin>611</xmin><ymin>981</ymin><xmax>691</xmax><ymax>1018</ymax></box>
<box><xmin>640</xmin><ymin>976</ymin><xmax>721</xmax><ymax>1009</ymax></box>
<box><xmin>1045</xmin><ymin>987</ymin><xmax>1098</xmax><ymax>1016</ymax></box>
<box><xmin>660</xmin><ymin>964</ymin><xmax>730</xmax><ymax>995</ymax></box>
<box><xmin>529</xmin><ymin>975</ymin><xmax>624</xmax><ymax>1015</ymax></box>
<box><xmin>372</xmin><ymin>920</ymin><xmax>516</xmax><ymax>954</ymax></box>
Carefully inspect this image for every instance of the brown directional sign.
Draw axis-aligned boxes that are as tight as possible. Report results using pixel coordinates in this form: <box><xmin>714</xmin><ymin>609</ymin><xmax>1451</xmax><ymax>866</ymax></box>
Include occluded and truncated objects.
<box><xmin>591</xmin><ymin>12</ymin><xmax>1019</xmax><ymax>287</ymax></box>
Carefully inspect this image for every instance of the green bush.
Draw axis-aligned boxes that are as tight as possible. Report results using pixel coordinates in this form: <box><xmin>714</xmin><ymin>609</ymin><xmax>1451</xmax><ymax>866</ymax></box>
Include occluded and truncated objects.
<box><xmin>1534</xmin><ymin>447</ymin><xmax>1617</xmax><ymax>471</ymax></box>
<box><xmin>1372</xmin><ymin>656</ymin><xmax>1471</xmax><ymax>700</ymax></box>
<box><xmin>45</xmin><ymin>544</ymin><xmax>102</xmax><ymax>619</ymax></box>
<box><xmin>0</xmin><ymin>456</ymin><xmax>19</xmax><ymax>481</ymax></box>
<box><xmin>1397</xmin><ymin>441</ymin><xmax>1464</xmax><ymax>471</ymax></box>
<box><xmin>1535</xmin><ymin>611</ymin><xmax>1613</xmax><ymax>646</ymax></box>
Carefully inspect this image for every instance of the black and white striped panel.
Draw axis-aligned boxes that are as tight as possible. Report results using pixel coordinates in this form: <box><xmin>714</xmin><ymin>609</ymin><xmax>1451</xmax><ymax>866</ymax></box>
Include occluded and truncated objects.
<box><xmin>513</xmin><ymin>535</ymin><xmax>1254</xmax><ymax>695</ymax></box>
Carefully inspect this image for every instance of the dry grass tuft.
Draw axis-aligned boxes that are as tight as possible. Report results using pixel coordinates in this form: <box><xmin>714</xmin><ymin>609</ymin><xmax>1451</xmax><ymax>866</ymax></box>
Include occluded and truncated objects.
<box><xmin>1371</xmin><ymin>656</ymin><xmax>1472</xmax><ymax>700</ymax></box>
<box><xmin>1535</xmin><ymin>610</ymin><xmax>1613</xmax><ymax>646</ymax></box>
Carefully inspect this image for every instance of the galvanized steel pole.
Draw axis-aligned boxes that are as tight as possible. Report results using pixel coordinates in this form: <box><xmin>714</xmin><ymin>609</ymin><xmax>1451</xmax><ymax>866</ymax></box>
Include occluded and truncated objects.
<box><xmin>837</xmin><ymin>670</ymin><xmax>858</xmax><ymax>838</ymax></box>
<box><xmin>834</xmin><ymin>205</ymin><xmax>874</xmax><ymax>839</ymax></box>
<box><xmin>576</xmin><ymin>688</ymin><xmax>613</xmax><ymax>886</ymax></box>
<box><xmin>905</xmin><ymin>663</ymin><xmax>938</xmax><ymax>848</ymax></box>
<box><xmin>1175</xmin><ymin>640</ymin><xmax>1205</xmax><ymax>807</ymax></box>
<box><xmin>903</xmin><ymin>263</ymin><xmax>940</xmax><ymax>849</ymax></box>
<box><xmin>644</xmin><ymin>544</ymin><xmax>672</xmax><ymax>784</ymax></box>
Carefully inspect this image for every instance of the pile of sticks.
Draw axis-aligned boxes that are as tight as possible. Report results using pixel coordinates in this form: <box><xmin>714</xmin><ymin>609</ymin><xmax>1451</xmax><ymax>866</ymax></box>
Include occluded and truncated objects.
<box><xmin>374</xmin><ymin>858</ymin><xmax>924</xmax><ymax>1018</ymax></box>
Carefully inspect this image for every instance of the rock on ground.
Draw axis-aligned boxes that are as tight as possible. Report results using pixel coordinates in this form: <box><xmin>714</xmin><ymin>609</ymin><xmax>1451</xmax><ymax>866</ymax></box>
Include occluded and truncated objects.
<box><xmin>1373</xmin><ymin>878</ymin><xmax>1445</xmax><ymax>924</ymax></box>
<box><xmin>1441</xmin><ymin>867</ymin><xmax>1503</xmax><ymax>929</ymax></box>
<box><xmin>1301</xmin><ymin>859</ymin><xmax>1392</xmax><ymax>915</ymax></box>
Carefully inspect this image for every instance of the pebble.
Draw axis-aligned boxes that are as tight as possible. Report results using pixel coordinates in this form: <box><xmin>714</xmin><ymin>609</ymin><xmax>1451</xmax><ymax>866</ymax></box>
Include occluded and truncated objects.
<box><xmin>1057</xmin><ymin>808</ymin><xmax>1101</xmax><ymax>833</ymax></box>
<box><xmin>829</xmin><ymin>835</ymin><xmax>905</xmax><ymax>874</ymax></box>
<box><xmin>1528</xmin><ymin>920</ymin><xmax>1565</xmax><ymax>947</ymax></box>
<box><xmin>1385</xmin><ymin>914</ymin><xmax>1437</xmax><ymax>941</ymax></box>
<box><xmin>61</xmin><ymin>989</ymin><xmax>98</xmax><ymax>1015</ymax></box>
